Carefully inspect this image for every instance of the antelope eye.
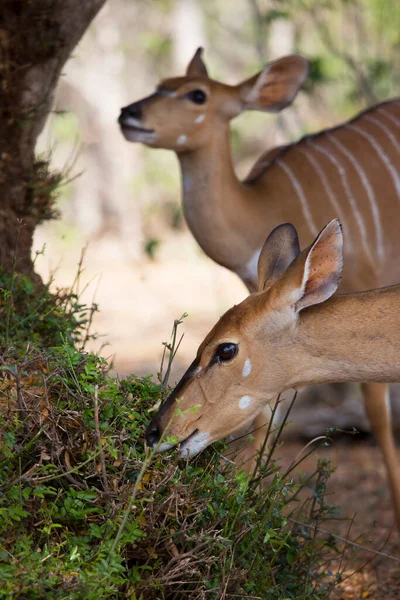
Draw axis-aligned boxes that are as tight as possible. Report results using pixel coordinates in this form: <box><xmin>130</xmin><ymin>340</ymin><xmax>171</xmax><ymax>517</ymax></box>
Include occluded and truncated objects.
<box><xmin>216</xmin><ymin>343</ymin><xmax>238</xmax><ymax>362</ymax></box>
<box><xmin>187</xmin><ymin>89</ymin><xmax>207</xmax><ymax>105</ymax></box>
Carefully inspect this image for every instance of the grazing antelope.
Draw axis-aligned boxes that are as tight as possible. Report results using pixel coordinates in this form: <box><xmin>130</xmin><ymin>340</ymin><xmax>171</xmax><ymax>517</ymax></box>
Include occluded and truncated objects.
<box><xmin>119</xmin><ymin>48</ymin><xmax>400</xmax><ymax>458</ymax></box>
<box><xmin>146</xmin><ymin>220</ymin><xmax>400</xmax><ymax>527</ymax></box>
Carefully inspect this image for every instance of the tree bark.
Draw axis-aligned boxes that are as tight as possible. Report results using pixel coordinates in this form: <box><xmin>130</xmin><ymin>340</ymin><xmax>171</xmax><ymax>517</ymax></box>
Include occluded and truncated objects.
<box><xmin>0</xmin><ymin>0</ymin><xmax>106</xmax><ymax>280</ymax></box>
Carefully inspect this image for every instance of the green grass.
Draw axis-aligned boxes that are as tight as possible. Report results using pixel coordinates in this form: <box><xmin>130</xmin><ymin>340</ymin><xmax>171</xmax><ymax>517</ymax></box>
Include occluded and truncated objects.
<box><xmin>0</xmin><ymin>271</ymin><xmax>346</xmax><ymax>599</ymax></box>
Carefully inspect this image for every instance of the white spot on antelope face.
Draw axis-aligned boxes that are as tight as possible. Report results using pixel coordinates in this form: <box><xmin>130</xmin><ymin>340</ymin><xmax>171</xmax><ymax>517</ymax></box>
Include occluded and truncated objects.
<box><xmin>177</xmin><ymin>134</ymin><xmax>188</xmax><ymax>145</ymax></box>
<box><xmin>194</xmin><ymin>114</ymin><xmax>205</xmax><ymax>124</ymax></box>
<box><xmin>242</xmin><ymin>358</ymin><xmax>252</xmax><ymax>378</ymax></box>
<box><xmin>239</xmin><ymin>395</ymin><xmax>252</xmax><ymax>410</ymax></box>
<box><xmin>180</xmin><ymin>431</ymin><xmax>210</xmax><ymax>458</ymax></box>
<box><xmin>191</xmin><ymin>365</ymin><xmax>202</xmax><ymax>375</ymax></box>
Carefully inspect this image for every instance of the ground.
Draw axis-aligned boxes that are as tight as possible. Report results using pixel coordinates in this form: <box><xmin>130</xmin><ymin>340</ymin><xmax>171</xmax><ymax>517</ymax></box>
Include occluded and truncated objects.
<box><xmin>279</xmin><ymin>439</ymin><xmax>400</xmax><ymax>600</ymax></box>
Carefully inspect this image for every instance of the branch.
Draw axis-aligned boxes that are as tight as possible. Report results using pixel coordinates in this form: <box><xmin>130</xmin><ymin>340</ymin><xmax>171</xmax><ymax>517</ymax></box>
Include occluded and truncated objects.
<box><xmin>290</xmin><ymin>517</ymin><xmax>400</xmax><ymax>562</ymax></box>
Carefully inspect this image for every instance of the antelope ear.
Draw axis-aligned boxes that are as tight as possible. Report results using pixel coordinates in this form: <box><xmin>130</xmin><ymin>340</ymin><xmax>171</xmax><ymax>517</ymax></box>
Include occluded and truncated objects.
<box><xmin>186</xmin><ymin>48</ymin><xmax>208</xmax><ymax>77</ymax></box>
<box><xmin>295</xmin><ymin>219</ymin><xmax>343</xmax><ymax>312</ymax></box>
<box><xmin>257</xmin><ymin>223</ymin><xmax>300</xmax><ymax>291</ymax></box>
<box><xmin>238</xmin><ymin>55</ymin><xmax>309</xmax><ymax>112</ymax></box>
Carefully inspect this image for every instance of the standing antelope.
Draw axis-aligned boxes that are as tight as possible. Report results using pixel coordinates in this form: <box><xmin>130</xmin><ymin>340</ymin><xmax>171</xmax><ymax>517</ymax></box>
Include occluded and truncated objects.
<box><xmin>119</xmin><ymin>48</ymin><xmax>400</xmax><ymax>501</ymax></box>
<box><xmin>145</xmin><ymin>220</ymin><xmax>400</xmax><ymax>527</ymax></box>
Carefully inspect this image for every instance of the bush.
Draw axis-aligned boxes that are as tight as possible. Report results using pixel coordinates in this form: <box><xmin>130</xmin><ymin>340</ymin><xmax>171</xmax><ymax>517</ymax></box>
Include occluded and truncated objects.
<box><xmin>0</xmin><ymin>276</ymin><xmax>345</xmax><ymax>599</ymax></box>
<box><xmin>0</xmin><ymin>269</ymin><xmax>96</xmax><ymax>353</ymax></box>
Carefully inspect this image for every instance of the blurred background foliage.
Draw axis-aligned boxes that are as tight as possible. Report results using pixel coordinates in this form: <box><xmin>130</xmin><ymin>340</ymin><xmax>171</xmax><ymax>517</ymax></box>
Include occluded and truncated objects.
<box><xmin>37</xmin><ymin>0</ymin><xmax>400</xmax><ymax>261</ymax></box>
<box><xmin>34</xmin><ymin>0</ymin><xmax>400</xmax><ymax>379</ymax></box>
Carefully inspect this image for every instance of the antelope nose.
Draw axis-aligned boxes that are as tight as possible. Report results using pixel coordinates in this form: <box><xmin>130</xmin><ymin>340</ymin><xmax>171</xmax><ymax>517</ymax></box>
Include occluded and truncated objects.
<box><xmin>146</xmin><ymin>421</ymin><xmax>161</xmax><ymax>447</ymax></box>
<box><xmin>119</xmin><ymin>102</ymin><xmax>142</xmax><ymax>122</ymax></box>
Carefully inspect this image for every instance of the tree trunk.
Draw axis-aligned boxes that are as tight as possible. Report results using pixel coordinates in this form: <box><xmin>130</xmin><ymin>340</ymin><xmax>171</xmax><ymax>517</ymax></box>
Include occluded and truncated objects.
<box><xmin>0</xmin><ymin>0</ymin><xmax>106</xmax><ymax>280</ymax></box>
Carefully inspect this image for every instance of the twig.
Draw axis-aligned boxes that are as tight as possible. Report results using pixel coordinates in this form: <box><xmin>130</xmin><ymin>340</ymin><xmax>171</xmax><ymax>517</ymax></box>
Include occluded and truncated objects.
<box><xmin>5</xmin><ymin>463</ymin><xmax>40</xmax><ymax>489</ymax></box>
<box><xmin>283</xmin><ymin>435</ymin><xmax>331</xmax><ymax>479</ymax></box>
<box><xmin>307</xmin><ymin>2</ymin><xmax>377</xmax><ymax>104</ymax></box>
<box><xmin>107</xmin><ymin>411</ymin><xmax>184</xmax><ymax>561</ymax></box>
<box><xmin>63</xmin><ymin>469</ymin><xmax>87</xmax><ymax>490</ymax></box>
<box><xmin>250</xmin><ymin>391</ymin><xmax>298</xmax><ymax>487</ymax></box>
<box><xmin>93</xmin><ymin>384</ymin><xmax>110</xmax><ymax>495</ymax></box>
<box><xmin>0</xmin><ymin>426</ymin><xmax>44</xmax><ymax>470</ymax></box>
<box><xmin>248</xmin><ymin>0</ymin><xmax>266</xmax><ymax>62</ymax></box>
<box><xmin>26</xmin><ymin>449</ymin><xmax>102</xmax><ymax>484</ymax></box>
<box><xmin>337</xmin><ymin>512</ymin><xmax>356</xmax><ymax>582</ymax></box>
<box><xmin>161</xmin><ymin>313</ymin><xmax>188</xmax><ymax>395</ymax></box>
<box><xmin>15</xmin><ymin>367</ymin><xmax>29</xmax><ymax>434</ymax></box>
<box><xmin>82</xmin><ymin>273</ymin><xmax>102</xmax><ymax>349</ymax></box>
<box><xmin>337</xmin><ymin>521</ymin><xmax>397</xmax><ymax>584</ymax></box>
<box><xmin>5</xmin><ymin>220</ymin><xmax>23</xmax><ymax>345</ymax></box>
<box><xmin>162</xmin><ymin>539</ymin><xmax>211</xmax><ymax>572</ymax></box>
<box><xmin>0</xmin><ymin>357</ymin><xmax>29</xmax><ymax>434</ymax></box>
<box><xmin>70</xmin><ymin>246</ymin><xmax>87</xmax><ymax>298</ymax></box>
<box><xmin>108</xmin><ymin>447</ymin><xmax>153</xmax><ymax>558</ymax></box>
<box><xmin>251</xmin><ymin>394</ymin><xmax>282</xmax><ymax>480</ymax></box>
<box><xmin>289</xmin><ymin>517</ymin><xmax>400</xmax><ymax>562</ymax></box>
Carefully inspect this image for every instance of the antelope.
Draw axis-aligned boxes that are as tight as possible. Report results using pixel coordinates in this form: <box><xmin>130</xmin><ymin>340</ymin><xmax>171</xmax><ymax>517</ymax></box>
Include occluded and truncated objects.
<box><xmin>119</xmin><ymin>48</ymin><xmax>400</xmax><ymax>470</ymax></box>
<box><xmin>145</xmin><ymin>219</ymin><xmax>400</xmax><ymax>527</ymax></box>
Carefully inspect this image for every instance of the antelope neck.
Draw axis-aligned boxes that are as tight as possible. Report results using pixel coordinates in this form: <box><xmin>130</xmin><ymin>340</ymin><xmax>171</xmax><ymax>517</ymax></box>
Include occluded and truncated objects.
<box><xmin>293</xmin><ymin>285</ymin><xmax>400</xmax><ymax>388</ymax></box>
<box><xmin>177</xmin><ymin>126</ymin><xmax>258</xmax><ymax>269</ymax></box>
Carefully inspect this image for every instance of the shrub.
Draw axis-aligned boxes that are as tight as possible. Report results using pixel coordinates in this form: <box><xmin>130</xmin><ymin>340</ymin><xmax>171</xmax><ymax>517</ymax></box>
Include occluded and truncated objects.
<box><xmin>0</xmin><ymin>275</ymin><xmax>345</xmax><ymax>599</ymax></box>
<box><xmin>0</xmin><ymin>268</ymin><xmax>96</xmax><ymax>353</ymax></box>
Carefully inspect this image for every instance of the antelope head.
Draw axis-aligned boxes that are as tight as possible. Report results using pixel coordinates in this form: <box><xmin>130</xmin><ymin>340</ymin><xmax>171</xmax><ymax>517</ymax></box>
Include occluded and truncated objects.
<box><xmin>118</xmin><ymin>48</ymin><xmax>309</xmax><ymax>152</ymax></box>
<box><xmin>146</xmin><ymin>219</ymin><xmax>343</xmax><ymax>457</ymax></box>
